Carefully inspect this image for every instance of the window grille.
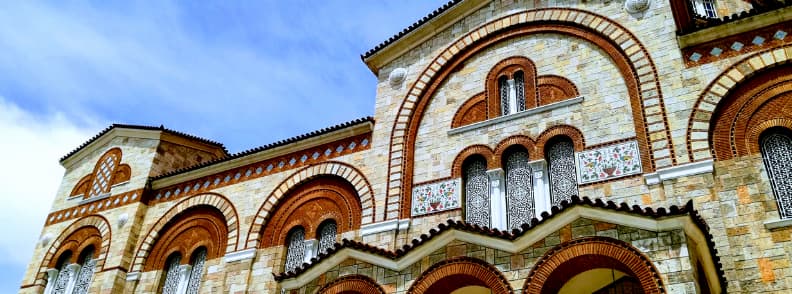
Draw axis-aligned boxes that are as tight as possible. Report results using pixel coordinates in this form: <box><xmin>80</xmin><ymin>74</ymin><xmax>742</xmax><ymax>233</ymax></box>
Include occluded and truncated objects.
<box><xmin>499</xmin><ymin>76</ymin><xmax>510</xmax><ymax>115</ymax></box>
<box><xmin>464</xmin><ymin>157</ymin><xmax>490</xmax><ymax>227</ymax></box>
<box><xmin>514</xmin><ymin>71</ymin><xmax>526</xmax><ymax>112</ymax></box>
<box><xmin>284</xmin><ymin>228</ymin><xmax>306</xmax><ymax>272</ymax></box>
<box><xmin>505</xmin><ymin>150</ymin><xmax>533</xmax><ymax>229</ymax></box>
<box><xmin>761</xmin><ymin>131</ymin><xmax>792</xmax><ymax>219</ymax></box>
<box><xmin>185</xmin><ymin>248</ymin><xmax>207</xmax><ymax>294</ymax></box>
<box><xmin>317</xmin><ymin>221</ymin><xmax>337</xmax><ymax>254</ymax></box>
<box><xmin>71</xmin><ymin>249</ymin><xmax>96</xmax><ymax>294</ymax></box>
<box><xmin>161</xmin><ymin>255</ymin><xmax>181</xmax><ymax>294</ymax></box>
<box><xmin>548</xmin><ymin>139</ymin><xmax>578</xmax><ymax>206</ymax></box>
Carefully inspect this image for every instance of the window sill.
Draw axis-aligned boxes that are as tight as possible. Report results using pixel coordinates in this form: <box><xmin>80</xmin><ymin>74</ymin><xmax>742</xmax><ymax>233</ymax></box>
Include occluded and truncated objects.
<box><xmin>447</xmin><ymin>96</ymin><xmax>584</xmax><ymax>136</ymax></box>
<box><xmin>764</xmin><ymin>218</ymin><xmax>792</xmax><ymax>230</ymax></box>
<box><xmin>78</xmin><ymin>192</ymin><xmax>112</xmax><ymax>205</ymax></box>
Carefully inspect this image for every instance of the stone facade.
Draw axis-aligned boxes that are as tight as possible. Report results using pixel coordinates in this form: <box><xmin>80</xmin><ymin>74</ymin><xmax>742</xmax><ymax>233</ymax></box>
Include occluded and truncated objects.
<box><xmin>18</xmin><ymin>0</ymin><xmax>792</xmax><ymax>293</ymax></box>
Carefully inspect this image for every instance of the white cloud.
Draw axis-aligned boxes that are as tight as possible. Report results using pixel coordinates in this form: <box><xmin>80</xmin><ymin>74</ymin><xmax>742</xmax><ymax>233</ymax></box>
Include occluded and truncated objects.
<box><xmin>0</xmin><ymin>97</ymin><xmax>97</xmax><ymax>273</ymax></box>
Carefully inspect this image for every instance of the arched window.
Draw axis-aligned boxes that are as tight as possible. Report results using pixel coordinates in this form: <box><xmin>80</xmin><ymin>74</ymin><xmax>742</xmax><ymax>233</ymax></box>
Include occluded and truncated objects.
<box><xmin>317</xmin><ymin>220</ymin><xmax>337</xmax><ymax>254</ymax></box>
<box><xmin>185</xmin><ymin>248</ymin><xmax>207</xmax><ymax>294</ymax></box>
<box><xmin>160</xmin><ymin>254</ymin><xmax>182</xmax><ymax>294</ymax></box>
<box><xmin>504</xmin><ymin>147</ymin><xmax>533</xmax><ymax>230</ymax></box>
<box><xmin>464</xmin><ymin>156</ymin><xmax>490</xmax><ymax>227</ymax></box>
<box><xmin>547</xmin><ymin>137</ymin><xmax>579</xmax><ymax>206</ymax></box>
<box><xmin>498</xmin><ymin>71</ymin><xmax>527</xmax><ymax>116</ymax></box>
<box><xmin>51</xmin><ymin>252</ymin><xmax>73</xmax><ymax>294</ymax></box>
<box><xmin>760</xmin><ymin>129</ymin><xmax>792</xmax><ymax>219</ymax></box>
<box><xmin>89</xmin><ymin>151</ymin><xmax>120</xmax><ymax>197</ymax></box>
<box><xmin>71</xmin><ymin>247</ymin><xmax>97</xmax><ymax>294</ymax></box>
<box><xmin>284</xmin><ymin>227</ymin><xmax>306</xmax><ymax>272</ymax></box>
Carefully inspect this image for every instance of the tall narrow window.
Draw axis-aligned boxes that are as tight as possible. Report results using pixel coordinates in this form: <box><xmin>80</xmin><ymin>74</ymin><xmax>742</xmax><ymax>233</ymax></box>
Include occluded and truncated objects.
<box><xmin>284</xmin><ymin>227</ymin><xmax>306</xmax><ymax>272</ymax></box>
<box><xmin>499</xmin><ymin>76</ymin><xmax>510</xmax><ymax>115</ymax></box>
<box><xmin>547</xmin><ymin>138</ymin><xmax>579</xmax><ymax>206</ymax></box>
<box><xmin>514</xmin><ymin>71</ymin><xmax>526</xmax><ymax>112</ymax></box>
<box><xmin>317</xmin><ymin>220</ymin><xmax>337</xmax><ymax>254</ymax></box>
<box><xmin>71</xmin><ymin>247</ymin><xmax>97</xmax><ymax>294</ymax></box>
<box><xmin>51</xmin><ymin>252</ymin><xmax>73</xmax><ymax>294</ymax></box>
<box><xmin>504</xmin><ymin>149</ymin><xmax>533</xmax><ymax>229</ymax></box>
<box><xmin>185</xmin><ymin>248</ymin><xmax>207</xmax><ymax>294</ymax></box>
<box><xmin>464</xmin><ymin>156</ymin><xmax>490</xmax><ymax>227</ymax></box>
<box><xmin>160</xmin><ymin>254</ymin><xmax>181</xmax><ymax>294</ymax></box>
<box><xmin>761</xmin><ymin>129</ymin><xmax>792</xmax><ymax>219</ymax></box>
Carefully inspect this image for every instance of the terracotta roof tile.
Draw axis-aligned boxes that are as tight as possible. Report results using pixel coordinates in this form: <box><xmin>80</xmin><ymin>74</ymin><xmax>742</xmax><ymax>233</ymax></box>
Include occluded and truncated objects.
<box><xmin>273</xmin><ymin>196</ymin><xmax>726</xmax><ymax>291</ymax></box>
<box><xmin>60</xmin><ymin>124</ymin><xmax>227</xmax><ymax>162</ymax></box>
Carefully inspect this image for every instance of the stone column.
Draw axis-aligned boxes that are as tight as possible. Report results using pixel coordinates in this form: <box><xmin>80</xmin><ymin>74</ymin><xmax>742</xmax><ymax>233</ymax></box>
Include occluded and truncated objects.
<box><xmin>43</xmin><ymin>268</ymin><xmax>59</xmax><ymax>294</ymax></box>
<box><xmin>175</xmin><ymin>264</ymin><xmax>193</xmax><ymax>294</ymax></box>
<box><xmin>487</xmin><ymin>168</ymin><xmax>507</xmax><ymax>230</ymax></box>
<box><xmin>303</xmin><ymin>239</ymin><xmax>318</xmax><ymax>262</ymax></box>
<box><xmin>529</xmin><ymin>160</ymin><xmax>551</xmax><ymax>218</ymax></box>
<box><xmin>64</xmin><ymin>264</ymin><xmax>81</xmax><ymax>294</ymax></box>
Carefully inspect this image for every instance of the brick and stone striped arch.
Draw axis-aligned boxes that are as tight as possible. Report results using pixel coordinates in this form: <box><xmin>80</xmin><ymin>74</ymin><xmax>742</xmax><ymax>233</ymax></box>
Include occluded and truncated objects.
<box><xmin>318</xmin><ymin>275</ymin><xmax>385</xmax><ymax>294</ymax></box>
<box><xmin>493</xmin><ymin>135</ymin><xmax>537</xmax><ymax>164</ymax></box>
<box><xmin>130</xmin><ymin>193</ymin><xmax>238</xmax><ymax>273</ymax></box>
<box><xmin>245</xmin><ymin>161</ymin><xmax>373</xmax><ymax>249</ymax></box>
<box><xmin>389</xmin><ymin>7</ymin><xmax>671</xmax><ymax>219</ymax></box>
<box><xmin>451</xmin><ymin>144</ymin><xmax>496</xmax><ymax>178</ymax></box>
<box><xmin>535</xmin><ymin>124</ymin><xmax>586</xmax><ymax>155</ymax></box>
<box><xmin>34</xmin><ymin>215</ymin><xmax>111</xmax><ymax>287</ymax></box>
<box><xmin>687</xmin><ymin>45</ymin><xmax>792</xmax><ymax>162</ymax></box>
<box><xmin>407</xmin><ymin>256</ymin><xmax>513</xmax><ymax>294</ymax></box>
<box><xmin>524</xmin><ymin>236</ymin><xmax>664</xmax><ymax>294</ymax></box>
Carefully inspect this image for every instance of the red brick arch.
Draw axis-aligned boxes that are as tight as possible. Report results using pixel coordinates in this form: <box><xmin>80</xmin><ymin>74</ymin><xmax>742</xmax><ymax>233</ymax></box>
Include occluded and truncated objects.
<box><xmin>524</xmin><ymin>236</ymin><xmax>664</xmax><ymax>294</ymax></box>
<box><xmin>407</xmin><ymin>257</ymin><xmax>513</xmax><ymax>294</ymax></box>
<box><xmin>143</xmin><ymin>205</ymin><xmax>228</xmax><ymax>271</ymax></box>
<box><xmin>389</xmin><ymin>8</ymin><xmax>671</xmax><ymax>219</ymax></box>
<box><xmin>317</xmin><ymin>275</ymin><xmax>385</xmax><ymax>294</ymax></box>
<box><xmin>493</xmin><ymin>135</ymin><xmax>538</xmax><ymax>163</ymax></box>
<box><xmin>451</xmin><ymin>145</ymin><xmax>496</xmax><ymax>178</ymax></box>
<box><xmin>705</xmin><ymin>63</ymin><xmax>792</xmax><ymax>161</ymax></box>
<box><xmin>451</xmin><ymin>93</ymin><xmax>486</xmax><ymax>128</ymax></box>
<box><xmin>748</xmin><ymin>118</ymin><xmax>792</xmax><ymax>154</ymax></box>
<box><xmin>258</xmin><ymin>176</ymin><xmax>361</xmax><ymax>248</ymax></box>
<box><xmin>245</xmin><ymin>161</ymin><xmax>373</xmax><ymax>249</ymax></box>
<box><xmin>687</xmin><ymin>44</ymin><xmax>792</xmax><ymax>162</ymax></box>
<box><xmin>33</xmin><ymin>215</ymin><xmax>111</xmax><ymax>287</ymax></box>
<box><xmin>486</xmin><ymin>56</ymin><xmax>538</xmax><ymax>115</ymax></box>
<box><xmin>535</xmin><ymin>124</ymin><xmax>586</xmax><ymax>155</ymax></box>
<box><xmin>130</xmin><ymin>193</ymin><xmax>238</xmax><ymax>273</ymax></box>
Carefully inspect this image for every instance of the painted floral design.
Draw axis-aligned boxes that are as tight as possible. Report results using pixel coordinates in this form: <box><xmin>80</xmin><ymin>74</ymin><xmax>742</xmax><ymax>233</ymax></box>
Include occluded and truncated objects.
<box><xmin>412</xmin><ymin>179</ymin><xmax>461</xmax><ymax>216</ymax></box>
<box><xmin>576</xmin><ymin>141</ymin><xmax>642</xmax><ymax>184</ymax></box>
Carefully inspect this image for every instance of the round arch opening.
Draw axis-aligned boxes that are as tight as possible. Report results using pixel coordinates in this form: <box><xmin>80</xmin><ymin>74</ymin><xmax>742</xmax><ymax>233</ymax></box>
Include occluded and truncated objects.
<box><xmin>408</xmin><ymin>257</ymin><xmax>513</xmax><ymax>294</ymax></box>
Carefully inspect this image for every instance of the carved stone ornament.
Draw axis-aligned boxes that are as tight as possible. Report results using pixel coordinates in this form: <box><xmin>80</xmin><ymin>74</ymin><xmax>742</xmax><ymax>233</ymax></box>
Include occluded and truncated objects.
<box><xmin>388</xmin><ymin>67</ymin><xmax>406</xmax><ymax>86</ymax></box>
<box><xmin>624</xmin><ymin>0</ymin><xmax>650</xmax><ymax>14</ymax></box>
<box><xmin>40</xmin><ymin>233</ymin><xmax>53</xmax><ymax>248</ymax></box>
<box><xmin>117</xmin><ymin>213</ymin><xmax>129</xmax><ymax>229</ymax></box>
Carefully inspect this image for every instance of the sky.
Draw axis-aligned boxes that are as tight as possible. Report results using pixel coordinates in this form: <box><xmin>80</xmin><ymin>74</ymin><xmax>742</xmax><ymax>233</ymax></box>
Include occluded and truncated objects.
<box><xmin>0</xmin><ymin>1</ymin><xmax>448</xmax><ymax>291</ymax></box>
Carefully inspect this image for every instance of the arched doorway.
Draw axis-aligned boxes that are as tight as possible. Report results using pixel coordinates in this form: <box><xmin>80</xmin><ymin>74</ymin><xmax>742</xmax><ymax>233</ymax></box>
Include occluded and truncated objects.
<box><xmin>524</xmin><ymin>237</ymin><xmax>664</xmax><ymax>294</ymax></box>
<box><xmin>317</xmin><ymin>275</ymin><xmax>385</xmax><ymax>294</ymax></box>
<box><xmin>408</xmin><ymin>257</ymin><xmax>512</xmax><ymax>294</ymax></box>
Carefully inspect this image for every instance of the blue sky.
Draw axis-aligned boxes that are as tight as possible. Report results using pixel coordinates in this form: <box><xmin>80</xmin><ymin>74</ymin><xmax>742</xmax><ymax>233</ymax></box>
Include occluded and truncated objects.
<box><xmin>0</xmin><ymin>1</ymin><xmax>447</xmax><ymax>291</ymax></box>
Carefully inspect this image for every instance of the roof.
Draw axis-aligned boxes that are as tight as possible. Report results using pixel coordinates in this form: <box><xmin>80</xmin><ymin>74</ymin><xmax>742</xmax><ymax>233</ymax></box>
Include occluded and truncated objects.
<box><xmin>60</xmin><ymin>124</ymin><xmax>228</xmax><ymax>162</ymax></box>
<box><xmin>152</xmin><ymin>116</ymin><xmax>374</xmax><ymax>180</ymax></box>
<box><xmin>684</xmin><ymin>1</ymin><xmax>792</xmax><ymax>34</ymax></box>
<box><xmin>274</xmin><ymin>196</ymin><xmax>726</xmax><ymax>291</ymax></box>
<box><xmin>360</xmin><ymin>0</ymin><xmax>463</xmax><ymax>59</ymax></box>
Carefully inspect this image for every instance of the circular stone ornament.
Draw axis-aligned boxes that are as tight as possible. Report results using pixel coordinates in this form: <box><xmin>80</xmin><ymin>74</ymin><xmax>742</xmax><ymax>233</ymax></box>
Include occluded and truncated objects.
<box><xmin>625</xmin><ymin>0</ymin><xmax>650</xmax><ymax>14</ymax></box>
<box><xmin>388</xmin><ymin>68</ymin><xmax>406</xmax><ymax>86</ymax></box>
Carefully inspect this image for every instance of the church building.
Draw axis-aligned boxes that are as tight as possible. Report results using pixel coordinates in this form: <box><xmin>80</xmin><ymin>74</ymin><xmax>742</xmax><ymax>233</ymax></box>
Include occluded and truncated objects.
<box><xmin>18</xmin><ymin>0</ymin><xmax>792</xmax><ymax>293</ymax></box>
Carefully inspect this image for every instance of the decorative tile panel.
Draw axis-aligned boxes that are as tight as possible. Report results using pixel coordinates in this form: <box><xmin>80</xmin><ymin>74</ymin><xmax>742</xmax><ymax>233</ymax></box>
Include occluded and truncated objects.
<box><xmin>576</xmin><ymin>141</ymin><xmax>642</xmax><ymax>184</ymax></box>
<box><xmin>411</xmin><ymin>178</ymin><xmax>461</xmax><ymax>217</ymax></box>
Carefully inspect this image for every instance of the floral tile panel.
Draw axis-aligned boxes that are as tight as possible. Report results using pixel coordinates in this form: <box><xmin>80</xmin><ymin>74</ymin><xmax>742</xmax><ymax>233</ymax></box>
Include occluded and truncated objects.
<box><xmin>576</xmin><ymin>141</ymin><xmax>642</xmax><ymax>184</ymax></box>
<box><xmin>412</xmin><ymin>178</ymin><xmax>461</xmax><ymax>217</ymax></box>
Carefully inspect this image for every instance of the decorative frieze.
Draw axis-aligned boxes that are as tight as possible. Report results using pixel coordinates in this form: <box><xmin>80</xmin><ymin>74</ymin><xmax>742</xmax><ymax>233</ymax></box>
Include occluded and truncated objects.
<box><xmin>411</xmin><ymin>178</ymin><xmax>461</xmax><ymax>217</ymax></box>
<box><xmin>576</xmin><ymin>141</ymin><xmax>642</xmax><ymax>184</ymax></box>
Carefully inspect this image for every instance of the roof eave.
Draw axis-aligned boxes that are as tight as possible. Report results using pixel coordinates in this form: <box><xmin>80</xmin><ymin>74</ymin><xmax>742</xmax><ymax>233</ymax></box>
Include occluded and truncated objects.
<box><xmin>361</xmin><ymin>0</ymin><xmax>490</xmax><ymax>75</ymax></box>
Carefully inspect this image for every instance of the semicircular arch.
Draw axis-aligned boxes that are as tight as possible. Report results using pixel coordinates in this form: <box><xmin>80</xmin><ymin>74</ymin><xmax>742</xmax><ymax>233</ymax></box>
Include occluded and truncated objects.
<box><xmin>317</xmin><ymin>275</ymin><xmax>385</xmax><ymax>294</ymax></box>
<box><xmin>686</xmin><ymin>44</ymin><xmax>792</xmax><ymax>162</ymax></box>
<box><xmin>523</xmin><ymin>236</ymin><xmax>664</xmax><ymax>294</ymax></box>
<box><xmin>388</xmin><ymin>8</ymin><xmax>670</xmax><ymax>219</ymax></box>
<box><xmin>245</xmin><ymin>161</ymin><xmax>373</xmax><ymax>249</ymax></box>
<box><xmin>129</xmin><ymin>192</ymin><xmax>238</xmax><ymax>273</ymax></box>
<box><xmin>407</xmin><ymin>256</ymin><xmax>513</xmax><ymax>294</ymax></box>
<box><xmin>34</xmin><ymin>215</ymin><xmax>111</xmax><ymax>287</ymax></box>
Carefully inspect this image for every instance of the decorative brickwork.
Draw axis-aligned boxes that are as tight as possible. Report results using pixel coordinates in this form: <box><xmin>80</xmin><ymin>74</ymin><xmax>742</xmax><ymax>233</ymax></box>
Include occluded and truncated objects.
<box><xmin>682</xmin><ymin>21</ymin><xmax>792</xmax><ymax>66</ymax></box>
<box><xmin>246</xmin><ymin>161</ymin><xmax>372</xmax><ymax>249</ymax></box>
<box><xmin>535</xmin><ymin>125</ymin><xmax>586</xmax><ymax>155</ymax></box>
<box><xmin>493</xmin><ymin>135</ymin><xmax>537</xmax><ymax>163</ymax></box>
<box><xmin>709</xmin><ymin>63</ymin><xmax>792</xmax><ymax>160</ymax></box>
<box><xmin>259</xmin><ymin>177</ymin><xmax>361</xmax><ymax>248</ymax></box>
<box><xmin>131</xmin><ymin>193</ymin><xmax>238</xmax><ymax>273</ymax></box>
<box><xmin>317</xmin><ymin>275</ymin><xmax>385</xmax><ymax>294</ymax></box>
<box><xmin>46</xmin><ymin>189</ymin><xmax>142</xmax><ymax>225</ymax></box>
<box><xmin>523</xmin><ymin>237</ymin><xmax>664</xmax><ymax>294</ymax></box>
<box><xmin>391</xmin><ymin>8</ymin><xmax>671</xmax><ymax>219</ymax></box>
<box><xmin>486</xmin><ymin>56</ymin><xmax>538</xmax><ymax>116</ymax></box>
<box><xmin>687</xmin><ymin>44</ymin><xmax>792</xmax><ymax>162</ymax></box>
<box><xmin>143</xmin><ymin>206</ymin><xmax>228</xmax><ymax>271</ymax></box>
<box><xmin>451</xmin><ymin>145</ymin><xmax>496</xmax><ymax>178</ymax></box>
<box><xmin>149</xmin><ymin>134</ymin><xmax>371</xmax><ymax>205</ymax></box>
<box><xmin>33</xmin><ymin>215</ymin><xmax>111</xmax><ymax>287</ymax></box>
<box><xmin>407</xmin><ymin>257</ymin><xmax>513</xmax><ymax>294</ymax></box>
<box><xmin>451</xmin><ymin>93</ymin><xmax>486</xmax><ymax>128</ymax></box>
<box><xmin>537</xmin><ymin>75</ymin><xmax>579</xmax><ymax>106</ymax></box>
